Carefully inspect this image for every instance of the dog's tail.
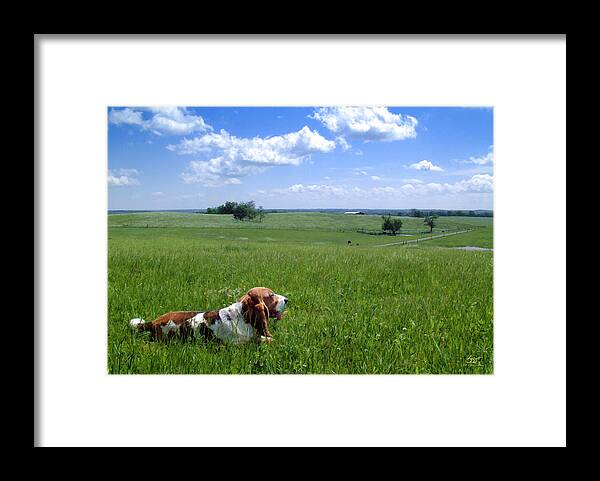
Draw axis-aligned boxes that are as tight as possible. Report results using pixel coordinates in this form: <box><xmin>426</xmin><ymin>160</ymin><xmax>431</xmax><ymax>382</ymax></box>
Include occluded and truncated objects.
<box><xmin>129</xmin><ymin>318</ymin><xmax>150</xmax><ymax>332</ymax></box>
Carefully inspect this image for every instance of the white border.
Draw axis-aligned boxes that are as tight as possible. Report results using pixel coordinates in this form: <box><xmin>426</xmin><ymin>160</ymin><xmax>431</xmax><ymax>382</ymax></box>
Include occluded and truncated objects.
<box><xmin>36</xmin><ymin>35</ymin><xmax>566</xmax><ymax>447</ymax></box>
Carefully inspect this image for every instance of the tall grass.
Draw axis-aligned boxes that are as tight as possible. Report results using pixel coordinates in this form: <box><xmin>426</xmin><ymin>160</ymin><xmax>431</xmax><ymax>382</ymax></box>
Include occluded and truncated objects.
<box><xmin>108</xmin><ymin>226</ymin><xmax>493</xmax><ymax>374</ymax></box>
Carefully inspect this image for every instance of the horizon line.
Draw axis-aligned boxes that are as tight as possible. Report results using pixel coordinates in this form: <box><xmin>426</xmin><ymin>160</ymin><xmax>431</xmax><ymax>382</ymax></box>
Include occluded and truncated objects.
<box><xmin>108</xmin><ymin>207</ymin><xmax>494</xmax><ymax>212</ymax></box>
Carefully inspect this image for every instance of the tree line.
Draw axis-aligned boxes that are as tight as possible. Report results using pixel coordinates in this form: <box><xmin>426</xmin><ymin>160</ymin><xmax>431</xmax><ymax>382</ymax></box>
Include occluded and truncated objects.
<box><xmin>405</xmin><ymin>209</ymin><xmax>490</xmax><ymax>218</ymax></box>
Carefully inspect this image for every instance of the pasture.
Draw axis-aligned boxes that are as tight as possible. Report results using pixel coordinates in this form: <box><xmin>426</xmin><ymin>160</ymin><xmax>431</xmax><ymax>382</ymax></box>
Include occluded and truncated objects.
<box><xmin>108</xmin><ymin>212</ymin><xmax>493</xmax><ymax>374</ymax></box>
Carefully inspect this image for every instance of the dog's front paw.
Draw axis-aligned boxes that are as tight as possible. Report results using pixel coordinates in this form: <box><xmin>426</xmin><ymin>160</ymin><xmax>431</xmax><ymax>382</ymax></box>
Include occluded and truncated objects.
<box><xmin>260</xmin><ymin>336</ymin><xmax>273</xmax><ymax>343</ymax></box>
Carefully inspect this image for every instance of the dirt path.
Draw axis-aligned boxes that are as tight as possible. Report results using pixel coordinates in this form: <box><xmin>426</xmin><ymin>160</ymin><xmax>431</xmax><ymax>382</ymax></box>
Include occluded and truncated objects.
<box><xmin>374</xmin><ymin>230</ymin><xmax>473</xmax><ymax>247</ymax></box>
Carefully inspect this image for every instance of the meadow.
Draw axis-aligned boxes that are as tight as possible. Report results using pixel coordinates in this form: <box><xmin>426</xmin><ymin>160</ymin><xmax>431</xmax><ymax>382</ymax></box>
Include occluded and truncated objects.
<box><xmin>108</xmin><ymin>212</ymin><xmax>493</xmax><ymax>374</ymax></box>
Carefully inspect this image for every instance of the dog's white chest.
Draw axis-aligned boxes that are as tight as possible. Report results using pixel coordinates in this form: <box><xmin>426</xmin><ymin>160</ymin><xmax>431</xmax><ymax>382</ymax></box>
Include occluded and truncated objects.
<box><xmin>206</xmin><ymin>303</ymin><xmax>256</xmax><ymax>344</ymax></box>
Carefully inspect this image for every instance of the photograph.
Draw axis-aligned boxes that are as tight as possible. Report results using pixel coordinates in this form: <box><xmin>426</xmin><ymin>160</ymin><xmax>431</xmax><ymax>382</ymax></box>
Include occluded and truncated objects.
<box><xmin>107</xmin><ymin>106</ymin><xmax>494</xmax><ymax>374</ymax></box>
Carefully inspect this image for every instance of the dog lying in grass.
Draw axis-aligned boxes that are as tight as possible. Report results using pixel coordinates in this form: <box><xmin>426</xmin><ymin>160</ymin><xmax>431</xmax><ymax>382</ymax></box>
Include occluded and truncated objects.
<box><xmin>130</xmin><ymin>287</ymin><xmax>288</xmax><ymax>344</ymax></box>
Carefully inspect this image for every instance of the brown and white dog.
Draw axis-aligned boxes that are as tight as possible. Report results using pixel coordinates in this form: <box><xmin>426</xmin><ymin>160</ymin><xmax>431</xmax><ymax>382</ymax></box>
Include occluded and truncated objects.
<box><xmin>129</xmin><ymin>287</ymin><xmax>288</xmax><ymax>344</ymax></box>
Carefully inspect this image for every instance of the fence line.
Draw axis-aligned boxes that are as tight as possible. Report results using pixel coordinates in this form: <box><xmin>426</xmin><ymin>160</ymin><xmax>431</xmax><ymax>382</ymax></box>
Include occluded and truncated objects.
<box><xmin>374</xmin><ymin>230</ymin><xmax>473</xmax><ymax>247</ymax></box>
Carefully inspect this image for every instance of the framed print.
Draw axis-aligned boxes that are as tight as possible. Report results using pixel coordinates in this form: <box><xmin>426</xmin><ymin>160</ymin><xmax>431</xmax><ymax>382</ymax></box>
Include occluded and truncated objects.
<box><xmin>35</xmin><ymin>35</ymin><xmax>566</xmax><ymax>447</ymax></box>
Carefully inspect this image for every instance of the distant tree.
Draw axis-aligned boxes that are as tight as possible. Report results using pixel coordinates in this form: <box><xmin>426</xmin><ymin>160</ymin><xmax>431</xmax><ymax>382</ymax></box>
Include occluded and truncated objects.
<box><xmin>382</xmin><ymin>215</ymin><xmax>403</xmax><ymax>235</ymax></box>
<box><xmin>206</xmin><ymin>201</ymin><xmax>239</xmax><ymax>214</ymax></box>
<box><xmin>220</xmin><ymin>201</ymin><xmax>238</xmax><ymax>214</ymax></box>
<box><xmin>257</xmin><ymin>205</ymin><xmax>266</xmax><ymax>223</ymax></box>
<box><xmin>232</xmin><ymin>201</ymin><xmax>258</xmax><ymax>221</ymax></box>
<box><xmin>423</xmin><ymin>215</ymin><xmax>438</xmax><ymax>233</ymax></box>
<box><xmin>206</xmin><ymin>200</ymin><xmax>262</xmax><ymax>220</ymax></box>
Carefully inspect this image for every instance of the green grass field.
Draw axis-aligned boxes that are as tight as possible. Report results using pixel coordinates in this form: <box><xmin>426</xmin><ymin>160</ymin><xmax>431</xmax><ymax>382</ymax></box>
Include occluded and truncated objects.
<box><xmin>108</xmin><ymin>211</ymin><xmax>485</xmax><ymax>235</ymax></box>
<box><xmin>108</xmin><ymin>212</ymin><xmax>493</xmax><ymax>374</ymax></box>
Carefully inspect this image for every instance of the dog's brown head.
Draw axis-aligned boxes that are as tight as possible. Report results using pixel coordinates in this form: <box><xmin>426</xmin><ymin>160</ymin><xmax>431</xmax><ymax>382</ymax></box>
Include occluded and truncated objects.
<box><xmin>239</xmin><ymin>287</ymin><xmax>288</xmax><ymax>322</ymax></box>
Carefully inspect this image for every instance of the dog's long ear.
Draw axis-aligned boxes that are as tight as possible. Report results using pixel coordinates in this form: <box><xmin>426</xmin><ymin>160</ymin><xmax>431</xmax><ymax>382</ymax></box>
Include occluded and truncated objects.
<box><xmin>239</xmin><ymin>289</ymin><xmax>265</xmax><ymax>308</ymax></box>
<box><xmin>240</xmin><ymin>291</ymin><xmax>268</xmax><ymax>329</ymax></box>
<box><xmin>239</xmin><ymin>293</ymin><xmax>252</xmax><ymax>315</ymax></box>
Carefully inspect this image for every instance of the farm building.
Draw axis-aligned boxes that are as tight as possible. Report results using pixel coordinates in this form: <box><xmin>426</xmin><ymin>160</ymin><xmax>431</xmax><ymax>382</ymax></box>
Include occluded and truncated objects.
<box><xmin>344</xmin><ymin>211</ymin><xmax>365</xmax><ymax>215</ymax></box>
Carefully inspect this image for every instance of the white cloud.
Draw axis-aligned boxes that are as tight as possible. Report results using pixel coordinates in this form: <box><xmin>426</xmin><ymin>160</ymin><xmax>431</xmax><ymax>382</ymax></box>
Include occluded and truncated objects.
<box><xmin>180</xmin><ymin>157</ymin><xmax>249</xmax><ymax>186</ymax></box>
<box><xmin>114</xmin><ymin>168</ymin><xmax>138</xmax><ymax>176</ymax></box>
<box><xmin>108</xmin><ymin>175</ymin><xmax>137</xmax><ymax>187</ymax></box>
<box><xmin>107</xmin><ymin>168</ymin><xmax>140</xmax><ymax>187</ymax></box>
<box><xmin>310</xmin><ymin>106</ymin><xmax>417</xmax><ymax>142</ymax></box>
<box><xmin>409</xmin><ymin>160</ymin><xmax>444</xmax><ymax>172</ymax></box>
<box><xmin>145</xmin><ymin>107</ymin><xmax>211</xmax><ymax>136</ymax></box>
<box><xmin>353</xmin><ymin>169</ymin><xmax>381</xmax><ymax>179</ymax></box>
<box><xmin>335</xmin><ymin>136</ymin><xmax>352</xmax><ymax>151</ymax></box>
<box><xmin>108</xmin><ymin>108</ymin><xmax>144</xmax><ymax>126</ymax></box>
<box><xmin>286</xmin><ymin>184</ymin><xmax>348</xmax><ymax>196</ymax></box>
<box><xmin>169</xmin><ymin>126</ymin><xmax>334</xmax><ymax>163</ymax></box>
<box><xmin>152</xmin><ymin>191</ymin><xmax>165</xmax><ymax>197</ymax></box>
<box><xmin>451</xmin><ymin>174</ymin><xmax>494</xmax><ymax>193</ymax></box>
<box><xmin>277</xmin><ymin>174</ymin><xmax>493</xmax><ymax>199</ymax></box>
<box><xmin>171</xmin><ymin>126</ymin><xmax>336</xmax><ymax>186</ymax></box>
<box><xmin>109</xmin><ymin>107</ymin><xmax>211</xmax><ymax>136</ymax></box>
<box><xmin>459</xmin><ymin>146</ymin><xmax>494</xmax><ymax>165</ymax></box>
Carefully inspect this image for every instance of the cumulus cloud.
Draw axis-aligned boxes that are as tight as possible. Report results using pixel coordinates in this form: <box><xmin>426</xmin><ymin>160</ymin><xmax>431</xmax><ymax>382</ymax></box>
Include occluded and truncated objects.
<box><xmin>144</xmin><ymin>107</ymin><xmax>212</xmax><ymax>135</ymax></box>
<box><xmin>409</xmin><ymin>160</ymin><xmax>444</xmax><ymax>172</ymax></box>
<box><xmin>451</xmin><ymin>174</ymin><xmax>494</xmax><ymax>193</ymax></box>
<box><xmin>108</xmin><ymin>108</ymin><xmax>144</xmax><ymax>126</ymax></box>
<box><xmin>181</xmin><ymin>157</ymin><xmax>248</xmax><ymax>186</ymax></box>
<box><xmin>310</xmin><ymin>106</ymin><xmax>418</xmax><ymax>142</ymax></box>
<box><xmin>108</xmin><ymin>107</ymin><xmax>211</xmax><ymax>136</ymax></box>
<box><xmin>171</xmin><ymin>126</ymin><xmax>336</xmax><ymax>186</ymax></box>
<box><xmin>459</xmin><ymin>146</ymin><xmax>494</xmax><ymax>165</ymax></box>
<box><xmin>107</xmin><ymin>168</ymin><xmax>140</xmax><ymax>187</ymax></box>
<box><xmin>371</xmin><ymin>176</ymin><xmax>381</xmax><ymax>181</ymax></box>
<box><xmin>277</xmin><ymin>174</ymin><xmax>493</xmax><ymax>199</ymax></box>
<box><xmin>169</xmin><ymin>126</ymin><xmax>334</xmax><ymax>163</ymax></box>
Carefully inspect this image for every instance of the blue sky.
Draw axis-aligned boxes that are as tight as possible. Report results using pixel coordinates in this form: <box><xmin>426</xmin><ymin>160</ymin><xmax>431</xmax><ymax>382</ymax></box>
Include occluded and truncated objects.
<box><xmin>108</xmin><ymin>106</ymin><xmax>493</xmax><ymax>210</ymax></box>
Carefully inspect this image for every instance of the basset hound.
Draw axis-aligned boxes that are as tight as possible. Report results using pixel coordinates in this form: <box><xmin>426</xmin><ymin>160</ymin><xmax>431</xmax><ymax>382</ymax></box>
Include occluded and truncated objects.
<box><xmin>129</xmin><ymin>287</ymin><xmax>288</xmax><ymax>344</ymax></box>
